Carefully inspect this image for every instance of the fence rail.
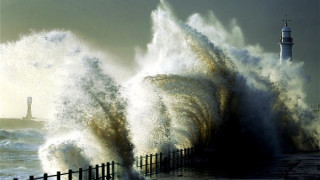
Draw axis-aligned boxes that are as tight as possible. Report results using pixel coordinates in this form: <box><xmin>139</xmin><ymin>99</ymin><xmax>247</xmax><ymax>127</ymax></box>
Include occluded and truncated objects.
<box><xmin>310</xmin><ymin>103</ymin><xmax>320</xmax><ymax>111</ymax></box>
<box><xmin>13</xmin><ymin>161</ymin><xmax>117</xmax><ymax>180</ymax></box>
<box><xmin>13</xmin><ymin>147</ymin><xmax>195</xmax><ymax>180</ymax></box>
<box><xmin>135</xmin><ymin>147</ymin><xmax>195</xmax><ymax>176</ymax></box>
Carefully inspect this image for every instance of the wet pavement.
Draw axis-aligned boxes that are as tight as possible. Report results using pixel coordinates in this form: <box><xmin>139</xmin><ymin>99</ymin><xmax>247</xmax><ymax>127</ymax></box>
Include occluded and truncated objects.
<box><xmin>148</xmin><ymin>153</ymin><xmax>320</xmax><ymax>180</ymax></box>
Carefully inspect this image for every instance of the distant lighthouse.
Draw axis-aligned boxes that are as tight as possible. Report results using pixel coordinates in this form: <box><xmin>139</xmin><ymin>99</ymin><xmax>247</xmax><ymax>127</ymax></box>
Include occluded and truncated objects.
<box><xmin>279</xmin><ymin>19</ymin><xmax>294</xmax><ymax>63</ymax></box>
<box><xmin>25</xmin><ymin>97</ymin><xmax>33</xmax><ymax>120</ymax></box>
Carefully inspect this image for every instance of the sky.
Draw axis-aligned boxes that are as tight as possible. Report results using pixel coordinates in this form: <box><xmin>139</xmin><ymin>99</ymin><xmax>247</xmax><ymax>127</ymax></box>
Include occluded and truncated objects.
<box><xmin>0</xmin><ymin>0</ymin><xmax>319</xmax><ymax>117</ymax></box>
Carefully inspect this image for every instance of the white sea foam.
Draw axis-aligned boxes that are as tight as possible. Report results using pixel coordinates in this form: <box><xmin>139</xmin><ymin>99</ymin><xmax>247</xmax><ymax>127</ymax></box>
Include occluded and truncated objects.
<box><xmin>1</xmin><ymin>1</ymin><xmax>319</xmax><ymax>179</ymax></box>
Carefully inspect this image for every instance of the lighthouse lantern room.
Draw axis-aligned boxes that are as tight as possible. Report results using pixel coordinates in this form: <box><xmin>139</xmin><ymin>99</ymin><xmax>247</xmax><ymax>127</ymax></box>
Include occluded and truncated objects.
<box><xmin>280</xmin><ymin>19</ymin><xmax>294</xmax><ymax>63</ymax></box>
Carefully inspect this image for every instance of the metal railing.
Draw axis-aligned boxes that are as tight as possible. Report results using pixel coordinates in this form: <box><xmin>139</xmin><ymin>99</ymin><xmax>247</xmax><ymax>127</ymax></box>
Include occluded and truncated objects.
<box><xmin>12</xmin><ymin>147</ymin><xmax>195</xmax><ymax>180</ymax></box>
<box><xmin>310</xmin><ymin>103</ymin><xmax>320</xmax><ymax>111</ymax></box>
<box><xmin>135</xmin><ymin>147</ymin><xmax>195</xmax><ymax>176</ymax></box>
<box><xmin>13</xmin><ymin>161</ymin><xmax>117</xmax><ymax>180</ymax></box>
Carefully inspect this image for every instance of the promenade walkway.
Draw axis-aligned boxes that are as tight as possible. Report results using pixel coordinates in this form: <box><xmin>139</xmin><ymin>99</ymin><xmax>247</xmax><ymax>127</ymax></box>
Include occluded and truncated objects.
<box><xmin>152</xmin><ymin>153</ymin><xmax>320</xmax><ymax>179</ymax></box>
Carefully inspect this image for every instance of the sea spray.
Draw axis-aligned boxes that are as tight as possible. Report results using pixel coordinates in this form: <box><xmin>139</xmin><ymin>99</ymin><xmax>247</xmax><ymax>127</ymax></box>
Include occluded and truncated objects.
<box><xmin>79</xmin><ymin>58</ymin><xmax>135</xmax><ymax>172</ymax></box>
<box><xmin>129</xmin><ymin>1</ymin><xmax>319</xmax><ymax>161</ymax></box>
<box><xmin>1</xmin><ymin>1</ymin><xmax>320</xmax><ymax>179</ymax></box>
<box><xmin>0</xmin><ymin>30</ymin><xmax>141</xmax><ymax>177</ymax></box>
<box><xmin>40</xmin><ymin>57</ymin><xmax>141</xmax><ymax>178</ymax></box>
<box><xmin>39</xmin><ymin>131</ymin><xmax>92</xmax><ymax>175</ymax></box>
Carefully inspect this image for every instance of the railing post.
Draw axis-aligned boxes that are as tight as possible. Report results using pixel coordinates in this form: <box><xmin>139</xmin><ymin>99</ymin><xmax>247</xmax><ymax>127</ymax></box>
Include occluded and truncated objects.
<box><xmin>145</xmin><ymin>155</ymin><xmax>148</xmax><ymax>176</ymax></box>
<box><xmin>183</xmin><ymin>148</ymin><xmax>187</xmax><ymax>166</ymax></box>
<box><xmin>111</xmin><ymin>161</ymin><xmax>115</xmax><ymax>180</ymax></box>
<box><xmin>68</xmin><ymin>169</ymin><xmax>72</xmax><ymax>180</ymax></box>
<box><xmin>186</xmin><ymin>148</ymin><xmax>188</xmax><ymax>165</ymax></box>
<box><xmin>102</xmin><ymin>163</ymin><xmax>105</xmax><ymax>179</ymax></box>
<box><xmin>180</xmin><ymin>149</ymin><xmax>183</xmax><ymax>168</ymax></box>
<box><xmin>177</xmin><ymin>149</ymin><xmax>179</xmax><ymax>168</ymax></box>
<box><xmin>136</xmin><ymin>156</ymin><xmax>138</xmax><ymax>168</ymax></box>
<box><xmin>187</xmin><ymin>148</ymin><xmax>190</xmax><ymax>165</ymax></box>
<box><xmin>177</xmin><ymin>150</ymin><xmax>180</xmax><ymax>168</ymax></box>
<box><xmin>192</xmin><ymin>148</ymin><xmax>194</xmax><ymax>161</ymax></box>
<box><xmin>175</xmin><ymin>150</ymin><xmax>177</xmax><ymax>168</ymax></box>
<box><xmin>191</xmin><ymin>147</ymin><xmax>194</xmax><ymax>164</ymax></box>
<box><xmin>176</xmin><ymin>150</ymin><xmax>179</xmax><ymax>168</ymax></box>
<box><xmin>29</xmin><ymin>176</ymin><xmax>34</xmax><ymax>180</ymax></box>
<box><xmin>168</xmin><ymin>151</ymin><xmax>171</xmax><ymax>170</ymax></box>
<box><xmin>79</xmin><ymin>168</ymin><xmax>83</xmax><ymax>180</ymax></box>
<box><xmin>140</xmin><ymin>156</ymin><xmax>143</xmax><ymax>170</ymax></box>
<box><xmin>159</xmin><ymin>152</ymin><xmax>163</xmax><ymax>172</ymax></box>
<box><xmin>88</xmin><ymin>166</ymin><xmax>92</xmax><ymax>180</ymax></box>
<box><xmin>44</xmin><ymin>173</ymin><xmax>48</xmax><ymax>180</ymax></box>
<box><xmin>173</xmin><ymin>150</ymin><xmax>176</xmax><ymax>169</ymax></box>
<box><xmin>155</xmin><ymin>153</ymin><xmax>158</xmax><ymax>174</ymax></box>
<box><xmin>95</xmin><ymin>164</ymin><xmax>99</xmax><ymax>180</ymax></box>
<box><xmin>107</xmin><ymin>162</ymin><xmax>110</xmax><ymax>180</ymax></box>
<box><xmin>57</xmin><ymin>171</ymin><xmax>61</xmax><ymax>180</ymax></box>
<box><xmin>150</xmin><ymin>154</ymin><xmax>153</xmax><ymax>175</ymax></box>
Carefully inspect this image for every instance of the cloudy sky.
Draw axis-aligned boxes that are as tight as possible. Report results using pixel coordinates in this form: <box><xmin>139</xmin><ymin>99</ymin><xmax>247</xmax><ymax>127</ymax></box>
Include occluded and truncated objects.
<box><xmin>1</xmin><ymin>0</ymin><xmax>319</xmax><ymax>106</ymax></box>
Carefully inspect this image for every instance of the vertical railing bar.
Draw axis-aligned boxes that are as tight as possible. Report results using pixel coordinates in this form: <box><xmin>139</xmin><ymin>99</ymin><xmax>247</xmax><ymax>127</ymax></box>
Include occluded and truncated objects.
<box><xmin>140</xmin><ymin>156</ymin><xmax>143</xmax><ymax>170</ymax></box>
<box><xmin>43</xmin><ymin>173</ymin><xmax>48</xmax><ymax>180</ymax></box>
<box><xmin>177</xmin><ymin>149</ymin><xmax>180</xmax><ymax>168</ymax></box>
<box><xmin>176</xmin><ymin>150</ymin><xmax>178</xmax><ymax>168</ymax></box>
<box><xmin>136</xmin><ymin>156</ymin><xmax>138</xmax><ymax>168</ymax></box>
<box><xmin>88</xmin><ymin>166</ymin><xmax>92</xmax><ymax>180</ymax></box>
<box><xmin>145</xmin><ymin>155</ymin><xmax>148</xmax><ymax>176</ymax></box>
<box><xmin>102</xmin><ymin>163</ymin><xmax>105</xmax><ymax>179</ymax></box>
<box><xmin>68</xmin><ymin>169</ymin><xmax>72</xmax><ymax>180</ymax></box>
<box><xmin>112</xmin><ymin>161</ymin><xmax>115</xmax><ymax>180</ymax></box>
<box><xmin>150</xmin><ymin>154</ymin><xmax>153</xmax><ymax>176</ymax></box>
<box><xmin>184</xmin><ymin>148</ymin><xmax>187</xmax><ymax>167</ymax></box>
<box><xmin>176</xmin><ymin>149</ymin><xmax>179</xmax><ymax>168</ymax></box>
<box><xmin>79</xmin><ymin>168</ymin><xmax>82</xmax><ymax>180</ymax></box>
<box><xmin>188</xmin><ymin>148</ymin><xmax>190</xmax><ymax>165</ymax></box>
<box><xmin>155</xmin><ymin>153</ymin><xmax>158</xmax><ymax>174</ymax></box>
<box><xmin>168</xmin><ymin>151</ymin><xmax>171</xmax><ymax>170</ymax></box>
<box><xmin>173</xmin><ymin>150</ymin><xmax>176</xmax><ymax>169</ymax></box>
<box><xmin>177</xmin><ymin>149</ymin><xmax>179</xmax><ymax>168</ymax></box>
<box><xmin>107</xmin><ymin>162</ymin><xmax>110</xmax><ymax>180</ymax></box>
<box><xmin>95</xmin><ymin>164</ymin><xmax>99</xmax><ymax>180</ymax></box>
<box><xmin>180</xmin><ymin>149</ymin><xmax>183</xmax><ymax>168</ymax></box>
<box><xmin>57</xmin><ymin>171</ymin><xmax>61</xmax><ymax>180</ymax></box>
<box><xmin>160</xmin><ymin>152</ymin><xmax>162</xmax><ymax>172</ymax></box>
<box><xmin>186</xmin><ymin>148</ymin><xmax>188</xmax><ymax>165</ymax></box>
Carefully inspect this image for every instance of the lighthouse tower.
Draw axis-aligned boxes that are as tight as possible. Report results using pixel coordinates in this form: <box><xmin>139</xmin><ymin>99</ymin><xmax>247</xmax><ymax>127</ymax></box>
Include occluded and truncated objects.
<box><xmin>25</xmin><ymin>97</ymin><xmax>33</xmax><ymax>120</ymax></box>
<box><xmin>280</xmin><ymin>20</ymin><xmax>294</xmax><ymax>64</ymax></box>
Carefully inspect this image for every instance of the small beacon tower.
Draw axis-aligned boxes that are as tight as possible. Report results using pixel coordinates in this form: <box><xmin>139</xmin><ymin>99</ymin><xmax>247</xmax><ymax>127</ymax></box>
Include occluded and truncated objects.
<box><xmin>280</xmin><ymin>19</ymin><xmax>294</xmax><ymax>63</ymax></box>
<box><xmin>25</xmin><ymin>97</ymin><xmax>33</xmax><ymax>120</ymax></box>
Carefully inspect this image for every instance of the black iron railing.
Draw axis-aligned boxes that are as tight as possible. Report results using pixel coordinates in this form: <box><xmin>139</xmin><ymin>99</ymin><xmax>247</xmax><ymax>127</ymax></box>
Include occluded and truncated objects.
<box><xmin>13</xmin><ymin>161</ymin><xmax>117</xmax><ymax>180</ymax></box>
<box><xmin>310</xmin><ymin>103</ymin><xmax>320</xmax><ymax>111</ymax></box>
<box><xmin>135</xmin><ymin>147</ymin><xmax>195</xmax><ymax>176</ymax></box>
<box><xmin>12</xmin><ymin>147</ymin><xmax>195</xmax><ymax>180</ymax></box>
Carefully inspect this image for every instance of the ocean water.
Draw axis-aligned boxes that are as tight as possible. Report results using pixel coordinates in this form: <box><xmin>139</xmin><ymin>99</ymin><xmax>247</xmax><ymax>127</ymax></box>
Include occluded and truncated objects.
<box><xmin>1</xmin><ymin>1</ymin><xmax>319</xmax><ymax>180</ymax></box>
<box><xmin>0</xmin><ymin>129</ymin><xmax>45</xmax><ymax>179</ymax></box>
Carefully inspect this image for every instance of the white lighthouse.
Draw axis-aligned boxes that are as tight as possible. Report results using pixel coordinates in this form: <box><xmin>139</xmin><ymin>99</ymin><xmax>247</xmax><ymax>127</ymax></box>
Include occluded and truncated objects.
<box><xmin>25</xmin><ymin>97</ymin><xmax>33</xmax><ymax>120</ymax></box>
<box><xmin>280</xmin><ymin>20</ymin><xmax>294</xmax><ymax>63</ymax></box>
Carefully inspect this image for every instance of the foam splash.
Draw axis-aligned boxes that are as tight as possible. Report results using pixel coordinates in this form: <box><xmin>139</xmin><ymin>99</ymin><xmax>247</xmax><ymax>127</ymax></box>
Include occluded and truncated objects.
<box><xmin>1</xmin><ymin>1</ymin><xmax>319</xmax><ymax>179</ymax></box>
